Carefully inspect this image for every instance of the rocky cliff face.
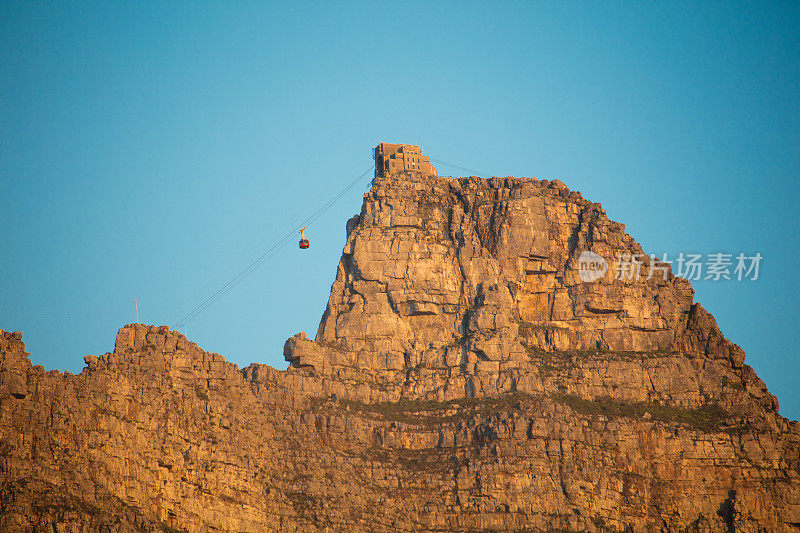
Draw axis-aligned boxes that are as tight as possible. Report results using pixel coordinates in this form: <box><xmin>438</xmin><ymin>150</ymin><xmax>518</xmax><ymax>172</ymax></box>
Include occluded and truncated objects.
<box><xmin>2</xmin><ymin>171</ymin><xmax>799</xmax><ymax>532</ymax></box>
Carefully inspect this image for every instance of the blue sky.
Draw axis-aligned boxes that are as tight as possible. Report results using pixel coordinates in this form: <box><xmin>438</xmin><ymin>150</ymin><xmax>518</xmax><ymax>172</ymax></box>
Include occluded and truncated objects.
<box><xmin>2</xmin><ymin>2</ymin><xmax>798</xmax><ymax>420</ymax></box>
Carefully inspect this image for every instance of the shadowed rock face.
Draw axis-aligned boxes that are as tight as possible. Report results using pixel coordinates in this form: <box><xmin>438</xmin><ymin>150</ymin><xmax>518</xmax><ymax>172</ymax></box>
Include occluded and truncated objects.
<box><xmin>2</xmin><ymin>173</ymin><xmax>799</xmax><ymax>532</ymax></box>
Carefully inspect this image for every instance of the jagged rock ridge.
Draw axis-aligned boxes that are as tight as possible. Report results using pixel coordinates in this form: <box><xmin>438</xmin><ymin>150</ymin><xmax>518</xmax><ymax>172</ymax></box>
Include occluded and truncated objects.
<box><xmin>1</xmin><ymin>162</ymin><xmax>798</xmax><ymax>531</ymax></box>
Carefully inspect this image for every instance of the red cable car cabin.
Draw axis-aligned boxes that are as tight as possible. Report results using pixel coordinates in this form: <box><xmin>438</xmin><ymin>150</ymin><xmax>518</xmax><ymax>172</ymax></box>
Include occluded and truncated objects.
<box><xmin>299</xmin><ymin>226</ymin><xmax>310</xmax><ymax>249</ymax></box>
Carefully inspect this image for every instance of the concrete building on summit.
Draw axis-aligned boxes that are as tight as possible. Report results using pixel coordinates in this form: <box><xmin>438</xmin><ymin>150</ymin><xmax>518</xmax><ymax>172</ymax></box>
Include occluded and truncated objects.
<box><xmin>374</xmin><ymin>143</ymin><xmax>438</xmax><ymax>178</ymax></box>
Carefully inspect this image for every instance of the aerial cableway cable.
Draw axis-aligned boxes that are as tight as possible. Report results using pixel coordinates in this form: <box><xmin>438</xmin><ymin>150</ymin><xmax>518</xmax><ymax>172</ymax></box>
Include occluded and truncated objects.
<box><xmin>175</xmin><ymin>164</ymin><xmax>375</xmax><ymax>328</ymax></box>
<box><xmin>429</xmin><ymin>158</ymin><xmax>493</xmax><ymax>179</ymax></box>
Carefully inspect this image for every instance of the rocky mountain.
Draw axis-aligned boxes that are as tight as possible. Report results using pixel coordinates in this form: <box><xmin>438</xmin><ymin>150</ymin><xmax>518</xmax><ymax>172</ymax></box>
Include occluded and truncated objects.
<box><xmin>2</xmin><ymin>153</ymin><xmax>799</xmax><ymax>532</ymax></box>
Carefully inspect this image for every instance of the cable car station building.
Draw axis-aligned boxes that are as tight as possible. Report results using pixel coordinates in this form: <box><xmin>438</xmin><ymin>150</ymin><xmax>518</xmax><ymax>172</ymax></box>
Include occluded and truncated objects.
<box><xmin>374</xmin><ymin>142</ymin><xmax>438</xmax><ymax>179</ymax></box>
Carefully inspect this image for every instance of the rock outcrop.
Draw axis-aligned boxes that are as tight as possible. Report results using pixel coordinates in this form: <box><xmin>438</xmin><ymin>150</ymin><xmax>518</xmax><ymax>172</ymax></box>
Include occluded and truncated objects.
<box><xmin>2</xmin><ymin>165</ymin><xmax>799</xmax><ymax>532</ymax></box>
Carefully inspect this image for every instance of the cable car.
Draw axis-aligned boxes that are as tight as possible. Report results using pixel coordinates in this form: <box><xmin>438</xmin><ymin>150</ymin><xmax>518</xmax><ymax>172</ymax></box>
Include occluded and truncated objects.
<box><xmin>299</xmin><ymin>226</ymin><xmax>310</xmax><ymax>249</ymax></box>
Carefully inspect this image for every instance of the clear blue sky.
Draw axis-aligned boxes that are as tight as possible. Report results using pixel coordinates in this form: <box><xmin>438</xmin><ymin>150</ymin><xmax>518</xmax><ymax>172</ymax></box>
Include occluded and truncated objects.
<box><xmin>2</xmin><ymin>2</ymin><xmax>798</xmax><ymax>420</ymax></box>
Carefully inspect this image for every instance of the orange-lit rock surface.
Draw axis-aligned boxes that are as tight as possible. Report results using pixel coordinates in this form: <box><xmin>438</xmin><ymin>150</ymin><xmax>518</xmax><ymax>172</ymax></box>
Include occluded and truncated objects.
<box><xmin>2</xmin><ymin>154</ymin><xmax>798</xmax><ymax>531</ymax></box>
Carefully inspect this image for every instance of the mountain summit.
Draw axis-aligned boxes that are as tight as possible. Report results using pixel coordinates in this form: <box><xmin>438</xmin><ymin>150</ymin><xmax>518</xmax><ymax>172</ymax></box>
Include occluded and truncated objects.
<box><xmin>2</xmin><ymin>144</ymin><xmax>798</xmax><ymax>531</ymax></box>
